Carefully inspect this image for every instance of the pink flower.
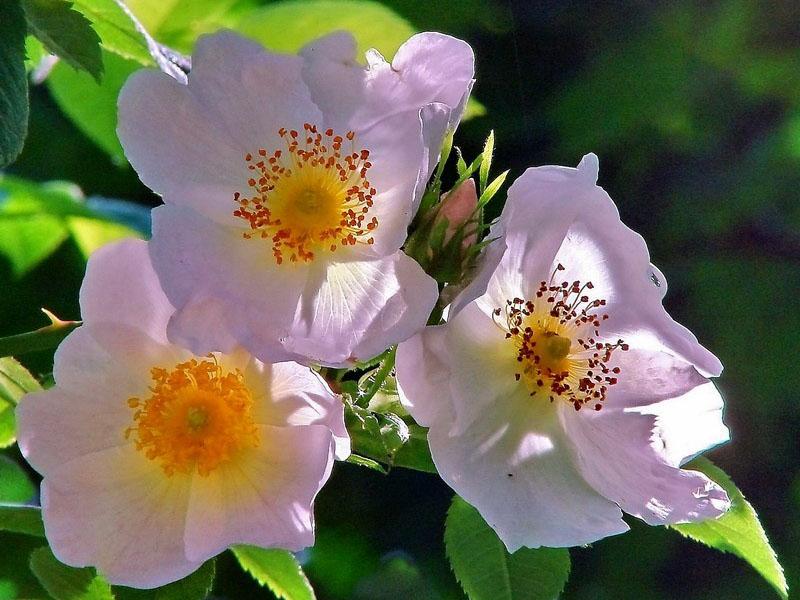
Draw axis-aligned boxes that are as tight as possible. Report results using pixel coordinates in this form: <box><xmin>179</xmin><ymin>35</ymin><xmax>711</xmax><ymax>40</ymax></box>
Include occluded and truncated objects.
<box><xmin>396</xmin><ymin>154</ymin><xmax>730</xmax><ymax>550</ymax></box>
<box><xmin>117</xmin><ymin>31</ymin><xmax>474</xmax><ymax>367</ymax></box>
<box><xmin>16</xmin><ymin>240</ymin><xmax>348</xmax><ymax>588</ymax></box>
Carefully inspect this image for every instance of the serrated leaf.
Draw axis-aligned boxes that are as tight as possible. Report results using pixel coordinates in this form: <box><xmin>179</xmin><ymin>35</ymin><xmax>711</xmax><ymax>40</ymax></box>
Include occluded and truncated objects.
<box><xmin>0</xmin><ymin>357</ymin><xmax>42</xmax><ymax>447</ymax></box>
<box><xmin>71</xmin><ymin>0</ymin><xmax>152</xmax><ymax>65</ymax></box>
<box><xmin>478</xmin><ymin>130</ymin><xmax>494</xmax><ymax>193</ymax></box>
<box><xmin>236</xmin><ymin>0</ymin><xmax>415</xmax><ymax>57</ymax></box>
<box><xmin>445</xmin><ymin>496</ymin><xmax>570</xmax><ymax>600</ymax></box>
<box><xmin>0</xmin><ymin>456</ymin><xmax>35</xmax><ymax>503</ymax></box>
<box><xmin>672</xmin><ymin>457</ymin><xmax>787</xmax><ymax>599</ymax></box>
<box><xmin>232</xmin><ymin>545</ymin><xmax>315</xmax><ymax>600</ymax></box>
<box><xmin>0</xmin><ymin>0</ymin><xmax>29</xmax><ymax>167</ymax></box>
<box><xmin>114</xmin><ymin>560</ymin><xmax>216</xmax><ymax>600</ymax></box>
<box><xmin>22</xmin><ymin>0</ymin><xmax>103</xmax><ymax>82</ymax></box>
<box><xmin>29</xmin><ymin>546</ymin><xmax>114</xmax><ymax>600</ymax></box>
<box><xmin>0</xmin><ymin>504</ymin><xmax>45</xmax><ymax>536</ymax></box>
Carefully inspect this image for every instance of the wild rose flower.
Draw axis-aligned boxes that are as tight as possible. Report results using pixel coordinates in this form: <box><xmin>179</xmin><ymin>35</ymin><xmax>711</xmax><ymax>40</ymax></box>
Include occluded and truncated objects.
<box><xmin>16</xmin><ymin>240</ymin><xmax>349</xmax><ymax>588</ymax></box>
<box><xmin>396</xmin><ymin>154</ymin><xmax>731</xmax><ymax>550</ymax></box>
<box><xmin>117</xmin><ymin>30</ymin><xmax>474</xmax><ymax>366</ymax></box>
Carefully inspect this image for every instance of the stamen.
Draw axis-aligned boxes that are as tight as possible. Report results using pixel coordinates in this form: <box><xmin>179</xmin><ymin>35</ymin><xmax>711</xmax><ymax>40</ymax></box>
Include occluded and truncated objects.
<box><xmin>494</xmin><ymin>272</ymin><xmax>627</xmax><ymax>411</ymax></box>
<box><xmin>233</xmin><ymin>123</ymin><xmax>378</xmax><ymax>264</ymax></box>
<box><xmin>125</xmin><ymin>356</ymin><xmax>260</xmax><ymax>476</ymax></box>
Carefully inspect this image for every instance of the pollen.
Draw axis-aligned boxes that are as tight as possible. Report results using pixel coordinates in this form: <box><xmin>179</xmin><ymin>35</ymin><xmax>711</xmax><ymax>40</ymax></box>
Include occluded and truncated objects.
<box><xmin>493</xmin><ymin>264</ymin><xmax>628</xmax><ymax>411</ymax></box>
<box><xmin>233</xmin><ymin>123</ymin><xmax>378</xmax><ymax>264</ymax></box>
<box><xmin>125</xmin><ymin>356</ymin><xmax>260</xmax><ymax>477</ymax></box>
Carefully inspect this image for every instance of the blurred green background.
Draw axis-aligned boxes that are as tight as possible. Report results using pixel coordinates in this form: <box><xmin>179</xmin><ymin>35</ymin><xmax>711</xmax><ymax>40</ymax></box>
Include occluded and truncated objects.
<box><xmin>2</xmin><ymin>0</ymin><xmax>799</xmax><ymax>598</ymax></box>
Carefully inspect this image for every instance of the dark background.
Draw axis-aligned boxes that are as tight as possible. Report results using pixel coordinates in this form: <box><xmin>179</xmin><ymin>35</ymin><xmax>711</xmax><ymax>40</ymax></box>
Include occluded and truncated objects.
<box><xmin>4</xmin><ymin>0</ymin><xmax>799</xmax><ymax>598</ymax></box>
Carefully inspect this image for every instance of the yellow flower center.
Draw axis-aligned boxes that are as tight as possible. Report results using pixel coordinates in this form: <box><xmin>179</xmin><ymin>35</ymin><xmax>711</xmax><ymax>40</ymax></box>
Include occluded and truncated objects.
<box><xmin>233</xmin><ymin>123</ymin><xmax>378</xmax><ymax>264</ymax></box>
<box><xmin>125</xmin><ymin>356</ymin><xmax>260</xmax><ymax>477</ymax></box>
<box><xmin>494</xmin><ymin>264</ymin><xmax>628</xmax><ymax>411</ymax></box>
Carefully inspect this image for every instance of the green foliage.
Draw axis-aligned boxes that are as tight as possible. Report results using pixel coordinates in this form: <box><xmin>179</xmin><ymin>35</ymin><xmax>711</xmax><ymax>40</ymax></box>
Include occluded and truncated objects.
<box><xmin>0</xmin><ymin>357</ymin><xmax>42</xmax><ymax>447</ymax></box>
<box><xmin>0</xmin><ymin>310</ymin><xmax>80</xmax><ymax>358</ymax></box>
<box><xmin>22</xmin><ymin>0</ymin><xmax>104</xmax><ymax>82</ymax></box>
<box><xmin>445</xmin><ymin>496</ymin><xmax>571</xmax><ymax>600</ymax></box>
<box><xmin>48</xmin><ymin>51</ymin><xmax>138</xmax><ymax>163</ymax></box>
<box><xmin>0</xmin><ymin>456</ymin><xmax>35</xmax><ymax>503</ymax></box>
<box><xmin>232</xmin><ymin>545</ymin><xmax>315</xmax><ymax>600</ymax></box>
<box><xmin>0</xmin><ymin>0</ymin><xmax>29</xmax><ymax>167</ymax></box>
<box><xmin>236</xmin><ymin>0</ymin><xmax>415</xmax><ymax>57</ymax></box>
<box><xmin>672</xmin><ymin>457</ymin><xmax>788</xmax><ymax>599</ymax></box>
<box><xmin>29</xmin><ymin>546</ymin><xmax>114</xmax><ymax>600</ymax></box>
<box><xmin>0</xmin><ymin>175</ymin><xmax>140</xmax><ymax>278</ymax></box>
<box><xmin>114</xmin><ymin>560</ymin><xmax>216</xmax><ymax>600</ymax></box>
<box><xmin>0</xmin><ymin>505</ymin><xmax>45</xmax><ymax>537</ymax></box>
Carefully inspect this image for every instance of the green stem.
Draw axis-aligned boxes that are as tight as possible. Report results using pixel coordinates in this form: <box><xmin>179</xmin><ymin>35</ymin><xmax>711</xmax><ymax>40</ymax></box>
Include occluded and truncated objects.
<box><xmin>0</xmin><ymin>312</ymin><xmax>80</xmax><ymax>357</ymax></box>
<box><xmin>358</xmin><ymin>347</ymin><xmax>396</xmax><ymax>407</ymax></box>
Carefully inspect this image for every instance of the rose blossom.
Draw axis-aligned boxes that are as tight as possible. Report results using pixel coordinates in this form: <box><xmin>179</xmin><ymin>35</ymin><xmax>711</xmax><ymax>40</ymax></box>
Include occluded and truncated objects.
<box><xmin>396</xmin><ymin>154</ymin><xmax>730</xmax><ymax>549</ymax></box>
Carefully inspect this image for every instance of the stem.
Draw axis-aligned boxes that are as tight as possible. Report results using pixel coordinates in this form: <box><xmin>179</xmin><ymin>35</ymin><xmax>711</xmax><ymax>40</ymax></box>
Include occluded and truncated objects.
<box><xmin>358</xmin><ymin>347</ymin><xmax>396</xmax><ymax>407</ymax></box>
<box><xmin>0</xmin><ymin>311</ymin><xmax>80</xmax><ymax>358</ymax></box>
<box><xmin>111</xmin><ymin>0</ymin><xmax>188</xmax><ymax>83</ymax></box>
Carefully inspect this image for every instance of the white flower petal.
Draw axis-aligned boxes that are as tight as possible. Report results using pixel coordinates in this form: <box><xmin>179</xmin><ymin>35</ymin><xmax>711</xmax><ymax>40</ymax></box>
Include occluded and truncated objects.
<box><xmin>560</xmin><ymin>405</ymin><xmax>730</xmax><ymax>526</ymax></box>
<box><xmin>150</xmin><ymin>205</ymin><xmax>308</xmax><ymax>360</ymax></box>
<box><xmin>396</xmin><ymin>325</ymin><xmax>454</xmax><ymax>427</ymax></box>
<box><xmin>630</xmin><ymin>381</ymin><xmax>729</xmax><ymax>467</ymax></box>
<box><xmin>40</xmin><ymin>446</ymin><xmax>196</xmax><ymax>588</ymax></box>
<box><xmin>283</xmin><ymin>251</ymin><xmax>437</xmax><ymax>366</ymax></box>
<box><xmin>245</xmin><ymin>361</ymin><xmax>349</xmax><ymax>460</ymax></box>
<box><xmin>443</xmin><ymin>302</ymin><xmax>520</xmax><ymax>436</ymax></box>
<box><xmin>79</xmin><ymin>239</ymin><xmax>173</xmax><ymax>344</ymax></box>
<box><xmin>189</xmin><ymin>31</ymin><xmax>321</xmax><ymax>154</ymax></box>
<box><xmin>496</xmin><ymin>155</ymin><xmax>722</xmax><ymax>377</ymax></box>
<box><xmin>428</xmin><ymin>395</ymin><xmax>628</xmax><ymax>551</ymax></box>
<box><xmin>183</xmin><ymin>424</ymin><xmax>335</xmax><ymax>561</ymax></box>
<box><xmin>117</xmin><ymin>69</ymin><xmax>245</xmax><ymax>225</ymax></box>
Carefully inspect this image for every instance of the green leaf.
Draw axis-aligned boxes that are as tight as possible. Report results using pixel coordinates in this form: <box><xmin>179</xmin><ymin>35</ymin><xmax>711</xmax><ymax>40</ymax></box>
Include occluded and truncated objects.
<box><xmin>48</xmin><ymin>50</ymin><xmax>137</xmax><ymax>163</ymax></box>
<box><xmin>0</xmin><ymin>0</ymin><xmax>29</xmax><ymax>167</ymax></box>
<box><xmin>114</xmin><ymin>560</ymin><xmax>216</xmax><ymax>600</ymax></box>
<box><xmin>232</xmin><ymin>545</ymin><xmax>315</xmax><ymax>600</ymax></box>
<box><xmin>345</xmin><ymin>453</ymin><xmax>387</xmax><ymax>473</ymax></box>
<box><xmin>0</xmin><ymin>175</ymin><xmax>140</xmax><ymax>278</ymax></box>
<box><xmin>0</xmin><ymin>357</ymin><xmax>42</xmax><ymax>447</ymax></box>
<box><xmin>21</xmin><ymin>0</ymin><xmax>103</xmax><ymax>82</ymax></box>
<box><xmin>0</xmin><ymin>505</ymin><xmax>45</xmax><ymax>536</ymax></box>
<box><xmin>29</xmin><ymin>546</ymin><xmax>114</xmax><ymax>600</ymax></box>
<box><xmin>71</xmin><ymin>0</ymin><xmax>151</xmax><ymax>65</ymax></box>
<box><xmin>445</xmin><ymin>496</ymin><xmax>571</xmax><ymax>600</ymax></box>
<box><xmin>236</xmin><ymin>0</ymin><xmax>415</xmax><ymax>57</ymax></box>
<box><xmin>0</xmin><ymin>457</ymin><xmax>35</xmax><ymax>503</ymax></box>
<box><xmin>672</xmin><ymin>457</ymin><xmax>787</xmax><ymax>599</ymax></box>
<box><xmin>478</xmin><ymin>130</ymin><xmax>494</xmax><ymax>194</ymax></box>
<box><xmin>478</xmin><ymin>170</ymin><xmax>509</xmax><ymax>208</ymax></box>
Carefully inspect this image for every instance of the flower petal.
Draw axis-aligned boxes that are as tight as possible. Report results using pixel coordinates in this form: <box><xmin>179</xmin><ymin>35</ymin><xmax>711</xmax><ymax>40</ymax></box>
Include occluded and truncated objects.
<box><xmin>560</xmin><ymin>404</ymin><xmax>730</xmax><ymax>526</ymax></box>
<box><xmin>282</xmin><ymin>251</ymin><xmax>437</xmax><ymax>366</ymax></box>
<box><xmin>118</xmin><ymin>31</ymin><xmax>322</xmax><ymax>226</ymax></box>
<box><xmin>117</xmin><ymin>69</ymin><xmax>245</xmax><ymax>225</ymax></box>
<box><xmin>40</xmin><ymin>446</ymin><xmax>196</xmax><ymax>588</ymax></box>
<box><xmin>183</xmin><ymin>424</ymin><xmax>335</xmax><ymax>561</ymax></box>
<box><xmin>149</xmin><ymin>205</ymin><xmax>308</xmax><ymax>360</ymax></box>
<box><xmin>396</xmin><ymin>324</ymin><xmax>454</xmax><ymax>428</ymax></box>
<box><xmin>18</xmin><ymin>324</ymin><xmax>185</xmax><ymax>473</ymax></box>
<box><xmin>428</xmin><ymin>394</ymin><xmax>628</xmax><ymax>551</ymax></box>
<box><xmin>79</xmin><ymin>239</ymin><xmax>173</xmax><ymax>344</ymax></box>
<box><xmin>496</xmin><ymin>154</ymin><xmax>722</xmax><ymax>377</ymax></box>
<box><xmin>245</xmin><ymin>361</ymin><xmax>350</xmax><ymax>460</ymax></box>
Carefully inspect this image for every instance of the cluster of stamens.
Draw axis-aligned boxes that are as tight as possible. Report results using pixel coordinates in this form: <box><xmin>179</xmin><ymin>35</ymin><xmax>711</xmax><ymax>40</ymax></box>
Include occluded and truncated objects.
<box><xmin>125</xmin><ymin>356</ymin><xmax>259</xmax><ymax>476</ymax></box>
<box><xmin>493</xmin><ymin>264</ymin><xmax>628</xmax><ymax>411</ymax></box>
<box><xmin>233</xmin><ymin>123</ymin><xmax>378</xmax><ymax>264</ymax></box>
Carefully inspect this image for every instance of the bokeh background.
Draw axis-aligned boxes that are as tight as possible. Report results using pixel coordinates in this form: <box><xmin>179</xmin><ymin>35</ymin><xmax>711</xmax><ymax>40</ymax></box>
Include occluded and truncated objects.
<box><xmin>2</xmin><ymin>0</ymin><xmax>799</xmax><ymax>598</ymax></box>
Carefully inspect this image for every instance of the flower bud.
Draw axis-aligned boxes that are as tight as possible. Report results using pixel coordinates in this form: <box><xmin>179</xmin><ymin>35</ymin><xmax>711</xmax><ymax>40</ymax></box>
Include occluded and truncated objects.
<box><xmin>437</xmin><ymin>178</ymin><xmax>478</xmax><ymax>248</ymax></box>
